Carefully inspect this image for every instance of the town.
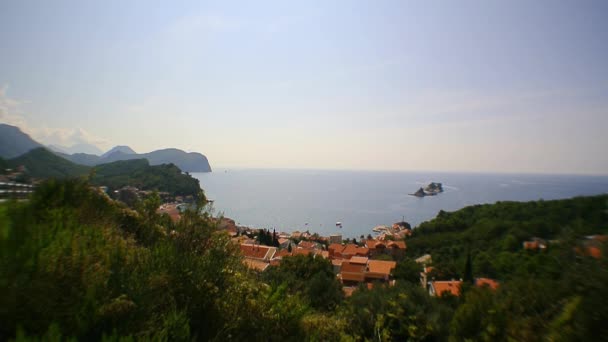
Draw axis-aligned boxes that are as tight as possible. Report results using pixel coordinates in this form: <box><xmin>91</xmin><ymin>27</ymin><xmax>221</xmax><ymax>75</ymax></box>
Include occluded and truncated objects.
<box><xmin>212</xmin><ymin>217</ymin><xmax>503</xmax><ymax>298</ymax></box>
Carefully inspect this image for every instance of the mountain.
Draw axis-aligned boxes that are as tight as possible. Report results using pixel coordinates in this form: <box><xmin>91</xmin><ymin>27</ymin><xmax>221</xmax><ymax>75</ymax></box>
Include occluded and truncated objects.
<box><xmin>63</xmin><ymin>147</ymin><xmax>212</xmax><ymax>172</ymax></box>
<box><xmin>141</xmin><ymin>149</ymin><xmax>211</xmax><ymax>172</ymax></box>
<box><xmin>0</xmin><ymin>124</ymin><xmax>43</xmax><ymax>158</ymax></box>
<box><xmin>60</xmin><ymin>152</ymin><xmax>103</xmax><ymax>166</ymax></box>
<box><xmin>101</xmin><ymin>146</ymin><xmax>136</xmax><ymax>158</ymax></box>
<box><xmin>0</xmin><ymin>125</ymin><xmax>211</xmax><ymax>172</ymax></box>
<box><xmin>8</xmin><ymin>147</ymin><xmax>90</xmax><ymax>179</ymax></box>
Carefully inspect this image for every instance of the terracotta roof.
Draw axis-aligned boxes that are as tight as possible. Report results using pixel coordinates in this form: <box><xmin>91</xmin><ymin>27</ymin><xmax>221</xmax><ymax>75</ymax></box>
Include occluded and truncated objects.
<box><xmin>431</xmin><ymin>281</ymin><xmax>462</xmax><ymax>297</ymax></box>
<box><xmin>298</xmin><ymin>241</ymin><xmax>316</xmax><ymax>250</ymax></box>
<box><xmin>350</xmin><ymin>256</ymin><xmax>369</xmax><ymax>265</ymax></box>
<box><xmin>341</xmin><ymin>271</ymin><xmax>366</xmax><ymax>282</ymax></box>
<box><xmin>356</xmin><ymin>247</ymin><xmax>370</xmax><ymax>256</ymax></box>
<box><xmin>475</xmin><ymin>278</ymin><xmax>499</xmax><ymax>290</ymax></box>
<box><xmin>523</xmin><ymin>241</ymin><xmax>539</xmax><ymax>250</ymax></box>
<box><xmin>318</xmin><ymin>250</ymin><xmax>330</xmax><ymax>259</ymax></box>
<box><xmin>388</xmin><ymin>241</ymin><xmax>406</xmax><ymax>249</ymax></box>
<box><xmin>276</xmin><ymin>249</ymin><xmax>291</xmax><ymax>258</ymax></box>
<box><xmin>341</xmin><ymin>244</ymin><xmax>359</xmax><ymax>256</ymax></box>
<box><xmin>243</xmin><ymin>258</ymin><xmax>269</xmax><ymax>272</ymax></box>
<box><xmin>240</xmin><ymin>244</ymin><xmax>276</xmax><ymax>260</ymax></box>
<box><xmin>278</xmin><ymin>238</ymin><xmax>289</xmax><ymax>245</ymax></box>
<box><xmin>293</xmin><ymin>248</ymin><xmax>312</xmax><ymax>256</ymax></box>
<box><xmin>341</xmin><ymin>261</ymin><xmax>366</xmax><ymax>274</ymax></box>
<box><xmin>367</xmin><ymin>260</ymin><xmax>397</xmax><ymax>275</ymax></box>
<box><xmin>329</xmin><ymin>243</ymin><xmax>344</xmax><ymax>253</ymax></box>
<box><xmin>365</xmin><ymin>240</ymin><xmax>385</xmax><ymax>249</ymax></box>
<box><xmin>586</xmin><ymin>246</ymin><xmax>602</xmax><ymax>259</ymax></box>
<box><xmin>332</xmin><ymin>259</ymin><xmax>344</xmax><ymax>267</ymax></box>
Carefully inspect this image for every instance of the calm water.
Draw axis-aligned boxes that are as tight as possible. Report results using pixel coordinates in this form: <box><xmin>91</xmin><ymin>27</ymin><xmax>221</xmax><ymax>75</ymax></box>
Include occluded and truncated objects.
<box><xmin>193</xmin><ymin>169</ymin><xmax>608</xmax><ymax>238</ymax></box>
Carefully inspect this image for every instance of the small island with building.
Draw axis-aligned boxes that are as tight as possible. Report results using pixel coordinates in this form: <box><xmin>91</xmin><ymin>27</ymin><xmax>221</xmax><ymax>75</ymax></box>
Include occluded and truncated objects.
<box><xmin>411</xmin><ymin>182</ymin><xmax>444</xmax><ymax>197</ymax></box>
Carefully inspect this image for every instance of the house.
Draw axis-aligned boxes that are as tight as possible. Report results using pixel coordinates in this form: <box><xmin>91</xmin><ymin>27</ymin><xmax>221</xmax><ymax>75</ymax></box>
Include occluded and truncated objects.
<box><xmin>523</xmin><ymin>237</ymin><xmax>547</xmax><ymax>251</ymax></box>
<box><xmin>240</xmin><ymin>244</ymin><xmax>277</xmax><ymax>261</ymax></box>
<box><xmin>328</xmin><ymin>243</ymin><xmax>345</xmax><ymax>258</ymax></box>
<box><xmin>338</xmin><ymin>259</ymin><xmax>396</xmax><ymax>285</ymax></box>
<box><xmin>278</xmin><ymin>238</ymin><xmax>290</xmax><ymax>249</ymax></box>
<box><xmin>576</xmin><ymin>235</ymin><xmax>607</xmax><ymax>259</ymax></box>
<box><xmin>339</xmin><ymin>261</ymin><xmax>366</xmax><ymax>285</ymax></box>
<box><xmin>365</xmin><ymin>239</ymin><xmax>406</xmax><ymax>257</ymax></box>
<box><xmin>475</xmin><ymin>278</ymin><xmax>499</xmax><ymax>290</ymax></box>
<box><xmin>366</xmin><ymin>260</ymin><xmax>397</xmax><ymax>281</ymax></box>
<box><xmin>428</xmin><ymin>280</ymin><xmax>462</xmax><ymax>297</ymax></box>
<box><xmin>298</xmin><ymin>240</ymin><xmax>318</xmax><ymax>250</ymax></box>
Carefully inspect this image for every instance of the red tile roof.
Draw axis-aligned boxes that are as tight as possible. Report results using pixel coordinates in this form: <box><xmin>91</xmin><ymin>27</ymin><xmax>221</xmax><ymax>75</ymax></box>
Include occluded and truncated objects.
<box><xmin>240</xmin><ymin>244</ymin><xmax>276</xmax><ymax>260</ymax></box>
<box><xmin>329</xmin><ymin>243</ymin><xmax>344</xmax><ymax>252</ymax></box>
<box><xmin>341</xmin><ymin>244</ymin><xmax>359</xmax><ymax>256</ymax></box>
<box><xmin>293</xmin><ymin>248</ymin><xmax>312</xmax><ymax>256</ymax></box>
<box><xmin>365</xmin><ymin>240</ymin><xmax>386</xmax><ymax>249</ymax></box>
<box><xmin>366</xmin><ymin>260</ymin><xmax>397</xmax><ymax>279</ymax></box>
<box><xmin>298</xmin><ymin>241</ymin><xmax>316</xmax><ymax>250</ymax></box>
<box><xmin>350</xmin><ymin>256</ymin><xmax>369</xmax><ymax>265</ymax></box>
<box><xmin>431</xmin><ymin>281</ymin><xmax>462</xmax><ymax>297</ymax></box>
<box><xmin>387</xmin><ymin>241</ymin><xmax>406</xmax><ymax>249</ymax></box>
<box><xmin>243</xmin><ymin>258</ymin><xmax>270</xmax><ymax>272</ymax></box>
<box><xmin>475</xmin><ymin>278</ymin><xmax>499</xmax><ymax>290</ymax></box>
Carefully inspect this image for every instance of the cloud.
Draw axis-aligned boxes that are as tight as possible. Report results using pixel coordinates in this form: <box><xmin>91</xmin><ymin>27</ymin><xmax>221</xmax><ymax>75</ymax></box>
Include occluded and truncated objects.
<box><xmin>0</xmin><ymin>85</ymin><xmax>28</xmax><ymax>128</ymax></box>
<box><xmin>0</xmin><ymin>84</ymin><xmax>108</xmax><ymax>148</ymax></box>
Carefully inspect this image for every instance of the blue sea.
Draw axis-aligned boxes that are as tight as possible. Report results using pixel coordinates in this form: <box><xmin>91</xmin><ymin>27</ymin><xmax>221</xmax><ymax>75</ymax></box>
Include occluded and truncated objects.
<box><xmin>193</xmin><ymin>169</ymin><xmax>608</xmax><ymax>239</ymax></box>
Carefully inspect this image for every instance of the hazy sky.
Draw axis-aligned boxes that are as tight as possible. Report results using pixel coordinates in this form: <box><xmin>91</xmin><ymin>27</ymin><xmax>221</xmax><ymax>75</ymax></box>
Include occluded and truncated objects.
<box><xmin>1</xmin><ymin>0</ymin><xmax>607</xmax><ymax>174</ymax></box>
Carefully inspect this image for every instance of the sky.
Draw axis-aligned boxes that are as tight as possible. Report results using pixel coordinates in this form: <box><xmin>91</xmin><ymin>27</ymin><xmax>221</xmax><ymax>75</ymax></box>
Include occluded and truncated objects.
<box><xmin>1</xmin><ymin>0</ymin><xmax>607</xmax><ymax>174</ymax></box>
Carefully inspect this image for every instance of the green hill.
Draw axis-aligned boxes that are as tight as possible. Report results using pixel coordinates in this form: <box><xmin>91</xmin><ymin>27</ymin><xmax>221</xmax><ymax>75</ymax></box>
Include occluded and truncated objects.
<box><xmin>8</xmin><ymin>147</ymin><xmax>90</xmax><ymax>179</ymax></box>
<box><xmin>407</xmin><ymin>195</ymin><xmax>608</xmax><ymax>279</ymax></box>
<box><xmin>90</xmin><ymin>159</ymin><xmax>201</xmax><ymax>197</ymax></box>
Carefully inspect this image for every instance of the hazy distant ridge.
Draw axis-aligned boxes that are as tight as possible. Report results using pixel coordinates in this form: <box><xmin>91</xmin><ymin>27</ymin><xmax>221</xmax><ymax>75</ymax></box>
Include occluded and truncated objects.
<box><xmin>0</xmin><ymin>124</ymin><xmax>43</xmax><ymax>158</ymax></box>
<box><xmin>0</xmin><ymin>124</ymin><xmax>212</xmax><ymax>172</ymax></box>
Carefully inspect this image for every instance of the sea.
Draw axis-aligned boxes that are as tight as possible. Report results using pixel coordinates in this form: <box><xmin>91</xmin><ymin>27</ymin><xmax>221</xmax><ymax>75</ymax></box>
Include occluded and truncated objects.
<box><xmin>193</xmin><ymin>169</ymin><xmax>608</xmax><ymax>239</ymax></box>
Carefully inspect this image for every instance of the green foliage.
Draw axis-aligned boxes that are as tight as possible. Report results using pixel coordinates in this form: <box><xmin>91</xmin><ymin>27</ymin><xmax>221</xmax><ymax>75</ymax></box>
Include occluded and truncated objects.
<box><xmin>393</xmin><ymin>257</ymin><xmax>421</xmax><ymax>284</ymax></box>
<box><xmin>264</xmin><ymin>254</ymin><xmax>343</xmax><ymax>312</ymax></box>
<box><xmin>0</xmin><ymin>179</ymin><xmax>302</xmax><ymax>341</ymax></box>
<box><xmin>340</xmin><ymin>283</ymin><xmax>453</xmax><ymax>341</ymax></box>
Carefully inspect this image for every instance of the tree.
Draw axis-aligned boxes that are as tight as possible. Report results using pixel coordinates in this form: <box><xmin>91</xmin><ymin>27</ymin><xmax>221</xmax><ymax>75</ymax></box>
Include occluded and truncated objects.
<box><xmin>464</xmin><ymin>249</ymin><xmax>474</xmax><ymax>284</ymax></box>
<box><xmin>393</xmin><ymin>258</ymin><xmax>421</xmax><ymax>284</ymax></box>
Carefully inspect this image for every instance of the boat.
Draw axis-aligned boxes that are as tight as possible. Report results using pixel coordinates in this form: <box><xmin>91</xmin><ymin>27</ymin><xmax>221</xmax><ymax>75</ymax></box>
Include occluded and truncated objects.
<box><xmin>336</xmin><ymin>221</ymin><xmax>343</xmax><ymax>228</ymax></box>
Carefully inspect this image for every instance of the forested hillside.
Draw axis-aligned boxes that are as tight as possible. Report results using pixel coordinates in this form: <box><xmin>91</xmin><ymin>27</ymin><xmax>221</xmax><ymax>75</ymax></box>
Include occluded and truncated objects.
<box><xmin>90</xmin><ymin>159</ymin><xmax>201</xmax><ymax>197</ymax></box>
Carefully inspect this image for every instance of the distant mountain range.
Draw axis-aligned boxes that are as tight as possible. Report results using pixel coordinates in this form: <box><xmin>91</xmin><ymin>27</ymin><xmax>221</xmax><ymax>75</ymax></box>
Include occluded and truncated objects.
<box><xmin>48</xmin><ymin>143</ymin><xmax>104</xmax><ymax>155</ymax></box>
<box><xmin>0</xmin><ymin>123</ymin><xmax>212</xmax><ymax>172</ymax></box>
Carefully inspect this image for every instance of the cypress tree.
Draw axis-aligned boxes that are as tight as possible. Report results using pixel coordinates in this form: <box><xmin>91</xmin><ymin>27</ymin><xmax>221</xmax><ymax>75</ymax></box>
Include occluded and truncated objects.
<box><xmin>464</xmin><ymin>249</ymin><xmax>474</xmax><ymax>284</ymax></box>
